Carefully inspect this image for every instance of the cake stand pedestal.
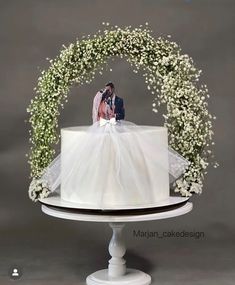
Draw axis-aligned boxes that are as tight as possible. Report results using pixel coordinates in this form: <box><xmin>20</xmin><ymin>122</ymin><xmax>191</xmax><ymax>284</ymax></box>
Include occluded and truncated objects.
<box><xmin>40</xmin><ymin>197</ymin><xmax>192</xmax><ymax>285</ymax></box>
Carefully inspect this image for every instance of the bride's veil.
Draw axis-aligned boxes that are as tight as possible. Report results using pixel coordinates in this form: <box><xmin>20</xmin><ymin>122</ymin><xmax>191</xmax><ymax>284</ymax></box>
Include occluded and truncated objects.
<box><xmin>92</xmin><ymin>91</ymin><xmax>103</xmax><ymax>123</ymax></box>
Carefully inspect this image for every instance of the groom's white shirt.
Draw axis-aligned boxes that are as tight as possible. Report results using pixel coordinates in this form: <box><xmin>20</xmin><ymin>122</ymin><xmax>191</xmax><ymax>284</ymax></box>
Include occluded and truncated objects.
<box><xmin>111</xmin><ymin>93</ymin><xmax>116</xmax><ymax>118</ymax></box>
<box><xmin>111</xmin><ymin>93</ymin><xmax>116</xmax><ymax>106</ymax></box>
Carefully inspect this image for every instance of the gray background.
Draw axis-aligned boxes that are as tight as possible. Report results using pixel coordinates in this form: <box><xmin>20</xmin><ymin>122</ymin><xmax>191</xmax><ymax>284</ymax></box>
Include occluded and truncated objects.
<box><xmin>0</xmin><ymin>0</ymin><xmax>234</xmax><ymax>284</ymax></box>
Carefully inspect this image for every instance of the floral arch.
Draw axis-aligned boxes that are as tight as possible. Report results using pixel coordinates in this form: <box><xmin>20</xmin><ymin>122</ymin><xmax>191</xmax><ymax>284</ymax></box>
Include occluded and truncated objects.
<box><xmin>26</xmin><ymin>23</ymin><xmax>218</xmax><ymax>201</ymax></box>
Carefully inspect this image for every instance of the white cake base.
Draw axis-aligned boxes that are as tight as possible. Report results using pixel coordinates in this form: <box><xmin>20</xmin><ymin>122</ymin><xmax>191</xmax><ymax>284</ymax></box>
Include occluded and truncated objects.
<box><xmin>60</xmin><ymin>124</ymin><xmax>171</xmax><ymax>209</ymax></box>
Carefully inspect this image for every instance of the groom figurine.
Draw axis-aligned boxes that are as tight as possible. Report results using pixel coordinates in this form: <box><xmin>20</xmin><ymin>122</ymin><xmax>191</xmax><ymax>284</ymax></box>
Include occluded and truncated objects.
<box><xmin>105</xmin><ymin>82</ymin><xmax>125</xmax><ymax>121</ymax></box>
<box><xmin>92</xmin><ymin>82</ymin><xmax>125</xmax><ymax>123</ymax></box>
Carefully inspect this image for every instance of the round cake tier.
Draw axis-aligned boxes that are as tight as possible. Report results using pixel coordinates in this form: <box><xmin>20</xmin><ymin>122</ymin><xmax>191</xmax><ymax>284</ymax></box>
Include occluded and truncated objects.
<box><xmin>60</xmin><ymin>125</ymin><xmax>170</xmax><ymax>210</ymax></box>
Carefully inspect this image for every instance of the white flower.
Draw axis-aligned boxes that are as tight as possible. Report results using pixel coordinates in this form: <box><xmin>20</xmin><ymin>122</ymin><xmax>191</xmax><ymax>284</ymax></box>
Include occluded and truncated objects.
<box><xmin>28</xmin><ymin>177</ymin><xmax>51</xmax><ymax>202</ymax></box>
<box><xmin>190</xmin><ymin>182</ymin><xmax>202</xmax><ymax>194</ymax></box>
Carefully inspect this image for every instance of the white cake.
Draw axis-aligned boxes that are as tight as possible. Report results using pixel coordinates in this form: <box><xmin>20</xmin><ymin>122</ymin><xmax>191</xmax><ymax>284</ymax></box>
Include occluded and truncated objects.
<box><xmin>60</xmin><ymin>125</ymin><xmax>170</xmax><ymax>209</ymax></box>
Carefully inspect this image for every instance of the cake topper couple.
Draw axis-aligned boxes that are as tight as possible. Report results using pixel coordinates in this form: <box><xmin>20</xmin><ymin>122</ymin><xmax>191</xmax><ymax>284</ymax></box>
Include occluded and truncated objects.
<box><xmin>92</xmin><ymin>82</ymin><xmax>125</xmax><ymax>124</ymax></box>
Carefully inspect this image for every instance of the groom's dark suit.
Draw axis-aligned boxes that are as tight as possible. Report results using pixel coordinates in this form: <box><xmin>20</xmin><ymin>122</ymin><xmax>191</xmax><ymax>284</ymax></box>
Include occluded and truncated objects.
<box><xmin>113</xmin><ymin>95</ymin><xmax>125</xmax><ymax>120</ymax></box>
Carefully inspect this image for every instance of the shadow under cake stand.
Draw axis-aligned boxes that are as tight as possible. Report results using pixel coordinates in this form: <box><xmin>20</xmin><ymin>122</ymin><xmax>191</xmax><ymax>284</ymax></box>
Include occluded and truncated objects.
<box><xmin>39</xmin><ymin>192</ymin><xmax>193</xmax><ymax>285</ymax></box>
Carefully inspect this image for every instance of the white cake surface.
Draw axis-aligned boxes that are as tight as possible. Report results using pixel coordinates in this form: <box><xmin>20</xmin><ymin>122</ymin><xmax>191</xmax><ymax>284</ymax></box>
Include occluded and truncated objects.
<box><xmin>60</xmin><ymin>125</ymin><xmax>170</xmax><ymax>209</ymax></box>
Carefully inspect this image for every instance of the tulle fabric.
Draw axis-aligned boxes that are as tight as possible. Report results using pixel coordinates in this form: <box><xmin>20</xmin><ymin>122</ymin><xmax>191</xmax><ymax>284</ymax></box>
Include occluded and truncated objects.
<box><xmin>41</xmin><ymin>120</ymin><xmax>190</xmax><ymax>202</ymax></box>
<box><xmin>92</xmin><ymin>91</ymin><xmax>102</xmax><ymax>123</ymax></box>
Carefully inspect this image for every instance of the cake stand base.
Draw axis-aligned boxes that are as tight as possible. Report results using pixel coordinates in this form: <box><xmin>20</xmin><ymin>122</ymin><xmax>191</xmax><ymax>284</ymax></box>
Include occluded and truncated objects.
<box><xmin>40</xmin><ymin>198</ymin><xmax>193</xmax><ymax>285</ymax></box>
<box><xmin>86</xmin><ymin>268</ymin><xmax>151</xmax><ymax>285</ymax></box>
<box><xmin>86</xmin><ymin>222</ymin><xmax>151</xmax><ymax>285</ymax></box>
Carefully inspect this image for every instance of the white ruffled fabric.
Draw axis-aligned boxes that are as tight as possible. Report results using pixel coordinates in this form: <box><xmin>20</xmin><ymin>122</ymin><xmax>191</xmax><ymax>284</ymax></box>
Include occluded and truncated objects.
<box><xmin>41</xmin><ymin>119</ymin><xmax>190</xmax><ymax>203</ymax></box>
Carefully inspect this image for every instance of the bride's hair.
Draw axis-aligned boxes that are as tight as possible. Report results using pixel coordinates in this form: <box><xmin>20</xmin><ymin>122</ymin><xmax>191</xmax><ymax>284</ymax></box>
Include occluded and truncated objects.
<box><xmin>101</xmin><ymin>92</ymin><xmax>108</xmax><ymax>102</ymax></box>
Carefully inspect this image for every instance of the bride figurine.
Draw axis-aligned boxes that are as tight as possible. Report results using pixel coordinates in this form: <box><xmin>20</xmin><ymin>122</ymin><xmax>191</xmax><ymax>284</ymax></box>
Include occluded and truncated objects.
<box><xmin>40</xmin><ymin>82</ymin><xmax>190</xmax><ymax>207</ymax></box>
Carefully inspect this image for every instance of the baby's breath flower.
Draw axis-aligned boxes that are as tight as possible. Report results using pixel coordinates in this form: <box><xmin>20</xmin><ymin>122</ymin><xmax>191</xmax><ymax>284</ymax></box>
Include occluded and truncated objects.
<box><xmin>28</xmin><ymin>178</ymin><xmax>51</xmax><ymax>202</ymax></box>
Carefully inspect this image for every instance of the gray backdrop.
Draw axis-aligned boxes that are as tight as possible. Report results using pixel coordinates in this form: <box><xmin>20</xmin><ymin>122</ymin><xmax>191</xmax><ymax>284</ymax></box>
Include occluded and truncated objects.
<box><xmin>0</xmin><ymin>0</ymin><xmax>234</xmax><ymax>284</ymax></box>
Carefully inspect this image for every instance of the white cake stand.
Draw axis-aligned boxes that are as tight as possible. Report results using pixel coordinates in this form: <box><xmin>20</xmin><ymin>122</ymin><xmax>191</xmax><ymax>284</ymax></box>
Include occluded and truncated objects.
<box><xmin>39</xmin><ymin>195</ymin><xmax>193</xmax><ymax>285</ymax></box>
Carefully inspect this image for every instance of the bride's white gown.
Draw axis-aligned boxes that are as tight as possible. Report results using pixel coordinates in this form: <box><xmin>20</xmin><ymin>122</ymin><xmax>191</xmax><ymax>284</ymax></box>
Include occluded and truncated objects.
<box><xmin>41</xmin><ymin>118</ymin><xmax>190</xmax><ymax>208</ymax></box>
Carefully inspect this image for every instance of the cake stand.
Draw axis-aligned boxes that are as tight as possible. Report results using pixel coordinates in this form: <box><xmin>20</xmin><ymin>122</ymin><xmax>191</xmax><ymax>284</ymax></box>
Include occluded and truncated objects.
<box><xmin>39</xmin><ymin>193</ymin><xmax>193</xmax><ymax>285</ymax></box>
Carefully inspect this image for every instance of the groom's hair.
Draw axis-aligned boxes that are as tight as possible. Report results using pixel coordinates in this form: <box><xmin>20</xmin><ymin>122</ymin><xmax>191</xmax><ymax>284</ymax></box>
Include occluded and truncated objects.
<box><xmin>105</xmin><ymin>82</ymin><xmax>115</xmax><ymax>90</ymax></box>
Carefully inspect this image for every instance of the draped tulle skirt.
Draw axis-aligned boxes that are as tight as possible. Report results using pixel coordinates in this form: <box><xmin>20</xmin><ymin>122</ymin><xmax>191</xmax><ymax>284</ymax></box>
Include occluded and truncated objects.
<box><xmin>41</xmin><ymin>120</ymin><xmax>190</xmax><ymax>208</ymax></box>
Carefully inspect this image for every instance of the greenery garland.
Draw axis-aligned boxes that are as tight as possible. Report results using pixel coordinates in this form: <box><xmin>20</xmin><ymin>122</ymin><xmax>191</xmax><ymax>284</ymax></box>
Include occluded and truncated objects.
<box><xmin>26</xmin><ymin>22</ymin><xmax>219</xmax><ymax>202</ymax></box>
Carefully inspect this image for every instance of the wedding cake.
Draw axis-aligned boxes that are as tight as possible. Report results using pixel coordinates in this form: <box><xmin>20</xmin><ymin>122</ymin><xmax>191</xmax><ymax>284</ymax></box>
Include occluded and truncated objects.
<box><xmin>60</xmin><ymin>124</ymin><xmax>170</xmax><ymax>209</ymax></box>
